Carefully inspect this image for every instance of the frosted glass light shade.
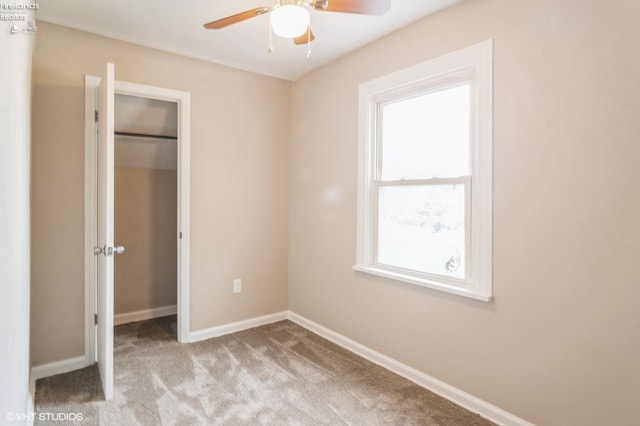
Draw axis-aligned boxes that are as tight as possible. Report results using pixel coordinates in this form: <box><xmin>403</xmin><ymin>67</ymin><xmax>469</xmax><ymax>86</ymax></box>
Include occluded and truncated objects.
<box><xmin>270</xmin><ymin>5</ymin><xmax>309</xmax><ymax>38</ymax></box>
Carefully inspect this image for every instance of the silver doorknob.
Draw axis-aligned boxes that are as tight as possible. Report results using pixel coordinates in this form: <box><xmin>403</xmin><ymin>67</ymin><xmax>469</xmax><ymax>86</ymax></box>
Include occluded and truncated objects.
<box><xmin>93</xmin><ymin>245</ymin><xmax>125</xmax><ymax>256</ymax></box>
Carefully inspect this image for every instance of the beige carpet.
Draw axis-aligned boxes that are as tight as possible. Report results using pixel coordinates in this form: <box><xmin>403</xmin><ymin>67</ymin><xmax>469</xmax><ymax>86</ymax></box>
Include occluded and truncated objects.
<box><xmin>35</xmin><ymin>316</ymin><xmax>494</xmax><ymax>425</ymax></box>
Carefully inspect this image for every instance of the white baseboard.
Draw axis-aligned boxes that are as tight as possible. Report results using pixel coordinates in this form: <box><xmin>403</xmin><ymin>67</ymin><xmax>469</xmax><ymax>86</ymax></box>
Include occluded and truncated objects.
<box><xmin>188</xmin><ymin>311</ymin><xmax>288</xmax><ymax>343</ymax></box>
<box><xmin>31</xmin><ymin>356</ymin><xmax>88</xmax><ymax>381</ymax></box>
<box><xmin>114</xmin><ymin>305</ymin><xmax>177</xmax><ymax>326</ymax></box>
<box><xmin>287</xmin><ymin>312</ymin><xmax>533</xmax><ymax>426</ymax></box>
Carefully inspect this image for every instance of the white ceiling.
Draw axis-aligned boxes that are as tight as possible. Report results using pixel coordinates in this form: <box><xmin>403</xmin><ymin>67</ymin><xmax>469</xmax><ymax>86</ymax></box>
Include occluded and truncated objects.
<box><xmin>36</xmin><ymin>0</ymin><xmax>462</xmax><ymax>81</ymax></box>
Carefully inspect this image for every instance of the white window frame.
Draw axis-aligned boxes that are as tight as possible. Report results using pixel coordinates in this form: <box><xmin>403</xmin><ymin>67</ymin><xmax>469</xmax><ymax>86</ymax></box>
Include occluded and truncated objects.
<box><xmin>354</xmin><ymin>40</ymin><xmax>493</xmax><ymax>302</ymax></box>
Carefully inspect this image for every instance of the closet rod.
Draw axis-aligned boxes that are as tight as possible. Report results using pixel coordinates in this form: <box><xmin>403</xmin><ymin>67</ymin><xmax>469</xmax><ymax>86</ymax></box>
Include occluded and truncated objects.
<box><xmin>115</xmin><ymin>131</ymin><xmax>177</xmax><ymax>140</ymax></box>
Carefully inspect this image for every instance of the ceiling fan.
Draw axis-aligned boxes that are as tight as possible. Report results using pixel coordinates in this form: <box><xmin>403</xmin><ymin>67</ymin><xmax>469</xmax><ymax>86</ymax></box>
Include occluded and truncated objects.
<box><xmin>203</xmin><ymin>0</ymin><xmax>391</xmax><ymax>46</ymax></box>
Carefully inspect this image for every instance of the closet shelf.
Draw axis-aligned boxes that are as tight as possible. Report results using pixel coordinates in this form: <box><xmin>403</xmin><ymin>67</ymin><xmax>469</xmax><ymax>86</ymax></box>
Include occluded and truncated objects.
<box><xmin>115</xmin><ymin>131</ymin><xmax>177</xmax><ymax>140</ymax></box>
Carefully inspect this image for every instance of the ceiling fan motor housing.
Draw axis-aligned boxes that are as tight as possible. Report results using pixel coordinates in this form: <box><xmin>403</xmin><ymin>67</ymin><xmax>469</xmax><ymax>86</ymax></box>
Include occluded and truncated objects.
<box><xmin>310</xmin><ymin>0</ymin><xmax>329</xmax><ymax>10</ymax></box>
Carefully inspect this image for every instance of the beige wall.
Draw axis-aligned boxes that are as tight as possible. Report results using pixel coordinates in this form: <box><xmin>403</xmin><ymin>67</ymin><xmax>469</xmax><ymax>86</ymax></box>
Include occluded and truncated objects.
<box><xmin>114</xmin><ymin>168</ymin><xmax>177</xmax><ymax>315</ymax></box>
<box><xmin>31</xmin><ymin>22</ymin><xmax>290</xmax><ymax>365</ymax></box>
<box><xmin>288</xmin><ymin>0</ymin><xmax>640</xmax><ymax>425</ymax></box>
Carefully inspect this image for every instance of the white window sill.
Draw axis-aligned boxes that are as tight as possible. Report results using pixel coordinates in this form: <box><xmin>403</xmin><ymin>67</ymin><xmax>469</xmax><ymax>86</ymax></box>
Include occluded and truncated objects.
<box><xmin>352</xmin><ymin>265</ymin><xmax>493</xmax><ymax>302</ymax></box>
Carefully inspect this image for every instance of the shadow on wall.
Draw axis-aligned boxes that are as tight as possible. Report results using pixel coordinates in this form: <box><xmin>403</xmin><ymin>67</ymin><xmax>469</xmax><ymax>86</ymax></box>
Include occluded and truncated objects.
<box><xmin>114</xmin><ymin>167</ymin><xmax>177</xmax><ymax>316</ymax></box>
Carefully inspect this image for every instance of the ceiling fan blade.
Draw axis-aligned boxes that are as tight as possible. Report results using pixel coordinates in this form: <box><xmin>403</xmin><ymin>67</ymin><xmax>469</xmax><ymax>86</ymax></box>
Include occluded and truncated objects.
<box><xmin>293</xmin><ymin>27</ymin><xmax>315</xmax><ymax>45</ymax></box>
<box><xmin>204</xmin><ymin>7</ymin><xmax>270</xmax><ymax>29</ymax></box>
<box><xmin>311</xmin><ymin>0</ymin><xmax>390</xmax><ymax>16</ymax></box>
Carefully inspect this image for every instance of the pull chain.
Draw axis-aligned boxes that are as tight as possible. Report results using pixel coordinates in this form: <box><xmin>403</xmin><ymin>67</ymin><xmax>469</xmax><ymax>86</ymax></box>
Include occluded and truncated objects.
<box><xmin>268</xmin><ymin>21</ymin><xmax>274</xmax><ymax>54</ymax></box>
<box><xmin>307</xmin><ymin>26</ymin><xmax>311</xmax><ymax>59</ymax></box>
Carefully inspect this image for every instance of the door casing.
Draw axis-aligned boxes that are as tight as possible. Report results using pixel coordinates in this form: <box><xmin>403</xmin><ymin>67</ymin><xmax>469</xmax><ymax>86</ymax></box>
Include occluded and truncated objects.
<box><xmin>84</xmin><ymin>75</ymin><xmax>191</xmax><ymax>367</ymax></box>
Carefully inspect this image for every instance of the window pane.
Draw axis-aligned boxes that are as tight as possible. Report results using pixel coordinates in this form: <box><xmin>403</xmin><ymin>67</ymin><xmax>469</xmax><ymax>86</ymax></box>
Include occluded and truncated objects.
<box><xmin>380</xmin><ymin>84</ymin><xmax>470</xmax><ymax>180</ymax></box>
<box><xmin>378</xmin><ymin>184</ymin><xmax>465</xmax><ymax>279</ymax></box>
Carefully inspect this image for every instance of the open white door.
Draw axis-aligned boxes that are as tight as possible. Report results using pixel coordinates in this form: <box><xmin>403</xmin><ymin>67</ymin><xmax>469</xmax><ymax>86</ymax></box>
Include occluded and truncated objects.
<box><xmin>96</xmin><ymin>62</ymin><xmax>116</xmax><ymax>401</ymax></box>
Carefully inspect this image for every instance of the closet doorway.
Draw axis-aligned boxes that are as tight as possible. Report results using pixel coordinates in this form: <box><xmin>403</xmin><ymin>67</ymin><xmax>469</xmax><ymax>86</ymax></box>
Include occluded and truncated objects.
<box><xmin>113</xmin><ymin>94</ymin><xmax>178</xmax><ymax>328</ymax></box>
<box><xmin>84</xmin><ymin>77</ymin><xmax>191</xmax><ymax>371</ymax></box>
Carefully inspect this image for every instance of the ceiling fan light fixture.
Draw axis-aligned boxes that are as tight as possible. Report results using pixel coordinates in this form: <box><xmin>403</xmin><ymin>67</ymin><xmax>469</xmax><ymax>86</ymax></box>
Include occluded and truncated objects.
<box><xmin>270</xmin><ymin>4</ymin><xmax>310</xmax><ymax>38</ymax></box>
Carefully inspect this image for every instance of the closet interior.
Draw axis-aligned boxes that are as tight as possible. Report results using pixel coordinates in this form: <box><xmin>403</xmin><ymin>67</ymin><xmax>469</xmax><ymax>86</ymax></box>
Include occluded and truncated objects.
<box><xmin>113</xmin><ymin>93</ymin><xmax>178</xmax><ymax>333</ymax></box>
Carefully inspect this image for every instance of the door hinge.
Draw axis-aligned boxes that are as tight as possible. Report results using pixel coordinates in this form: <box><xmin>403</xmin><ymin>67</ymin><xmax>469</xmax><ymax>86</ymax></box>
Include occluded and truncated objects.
<box><xmin>95</xmin><ymin>110</ymin><xmax>98</xmax><ymax>122</ymax></box>
<box><xmin>179</xmin><ymin>231</ymin><xmax>182</xmax><ymax>240</ymax></box>
<box><xmin>94</xmin><ymin>314</ymin><xmax>98</xmax><ymax>325</ymax></box>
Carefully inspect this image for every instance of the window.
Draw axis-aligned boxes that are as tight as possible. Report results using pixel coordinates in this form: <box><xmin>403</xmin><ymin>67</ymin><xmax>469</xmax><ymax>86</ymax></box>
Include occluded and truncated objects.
<box><xmin>354</xmin><ymin>40</ymin><xmax>493</xmax><ymax>301</ymax></box>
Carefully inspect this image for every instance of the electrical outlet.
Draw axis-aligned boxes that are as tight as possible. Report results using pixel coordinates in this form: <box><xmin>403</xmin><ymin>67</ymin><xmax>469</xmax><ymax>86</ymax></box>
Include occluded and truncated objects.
<box><xmin>233</xmin><ymin>279</ymin><xmax>242</xmax><ymax>293</ymax></box>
